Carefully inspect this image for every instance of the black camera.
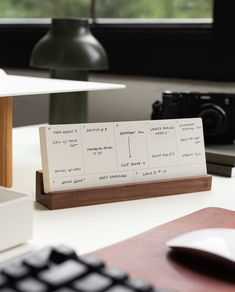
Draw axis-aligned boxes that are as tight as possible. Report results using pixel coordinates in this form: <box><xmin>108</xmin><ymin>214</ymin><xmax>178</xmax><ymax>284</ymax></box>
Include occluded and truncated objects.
<box><xmin>151</xmin><ymin>91</ymin><xmax>235</xmax><ymax>144</ymax></box>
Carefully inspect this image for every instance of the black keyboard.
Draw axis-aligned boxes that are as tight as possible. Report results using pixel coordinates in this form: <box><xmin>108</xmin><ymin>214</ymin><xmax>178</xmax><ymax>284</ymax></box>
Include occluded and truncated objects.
<box><xmin>0</xmin><ymin>245</ymin><xmax>173</xmax><ymax>292</ymax></box>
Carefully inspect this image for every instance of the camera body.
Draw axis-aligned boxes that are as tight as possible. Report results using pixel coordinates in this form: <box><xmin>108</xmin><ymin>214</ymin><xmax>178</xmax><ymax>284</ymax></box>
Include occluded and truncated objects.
<box><xmin>151</xmin><ymin>91</ymin><xmax>235</xmax><ymax>144</ymax></box>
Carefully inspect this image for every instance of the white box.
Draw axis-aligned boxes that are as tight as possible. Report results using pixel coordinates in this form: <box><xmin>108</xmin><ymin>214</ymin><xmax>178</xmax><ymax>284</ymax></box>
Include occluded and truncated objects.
<box><xmin>0</xmin><ymin>189</ymin><xmax>33</xmax><ymax>252</ymax></box>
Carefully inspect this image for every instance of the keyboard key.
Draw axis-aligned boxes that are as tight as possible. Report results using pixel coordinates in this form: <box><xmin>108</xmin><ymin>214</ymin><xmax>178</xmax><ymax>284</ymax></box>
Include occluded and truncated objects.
<box><xmin>17</xmin><ymin>277</ymin><xmax>48</xmax><ymax>292</ymax></box>
<box><xmin>50</xmin><ymin>245</ymin><xmax>78</xmax><ymax>263</ymax></box>
<box><xmin>0</xmin><ymin>274</ymin><xmax>7</xmax><ymax>287</ymax></box>
<box><xmin>23</xmin><ymin>255</ymin><xmax>49</xmax><ymax>271</ymax></box>
<box><xmin>2</xmin><ymin>264</ymin><xmax>29</xmax><ymax>280</ymax></box>
<box><xmin>102</xmin><ymin>266</ymin><xmax>129</xmax><ymax>282</ymax></box>
<box><xmin>126</xmin><ymin>277</ymin><xmax>154</xmax><ymax>292</ymax></box>
<box><xmin>39</xmin><ymin>259</ymin><xmax>87</xmax><ymax>287</ymax></box>
<box><xmin>26</xmin><ymin>246</ymin><xmax>51</xmax><ymax>262</ymax></box>
<box><xmin>72</xmin><ymin>272</ymin><xmax>112</xmax><ymax>291</ymax></box>
<box><xmin>78</xmin><ymin>255</ymin><xmax>105</xmax><ymax>270</ymax></box>
<box><xmin>105</xmin><ymin>285</ymin><xmax>135</xmax><ymax>292</ymax></box>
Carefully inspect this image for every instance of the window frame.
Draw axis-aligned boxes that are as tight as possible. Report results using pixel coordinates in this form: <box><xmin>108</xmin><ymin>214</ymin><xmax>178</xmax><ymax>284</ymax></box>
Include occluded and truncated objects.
<box><xmin>0</xmin><ymin>0</ymin><xmax>234</xmax><ymax>80</ymax></box>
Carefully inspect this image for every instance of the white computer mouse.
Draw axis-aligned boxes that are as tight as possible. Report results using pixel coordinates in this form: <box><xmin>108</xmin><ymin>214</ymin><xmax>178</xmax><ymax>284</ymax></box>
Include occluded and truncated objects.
<box><xmin>166</xmin><ymin>228</ymin><xmax>235</xmax><ymax>265</ymax></box>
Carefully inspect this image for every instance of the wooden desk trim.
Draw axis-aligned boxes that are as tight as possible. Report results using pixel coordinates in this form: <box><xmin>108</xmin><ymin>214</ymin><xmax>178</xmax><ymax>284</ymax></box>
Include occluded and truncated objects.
<box><xmin>0</xmin><ymin>96</ymin><xmax>12</xmax><ymax>187</ymax></box>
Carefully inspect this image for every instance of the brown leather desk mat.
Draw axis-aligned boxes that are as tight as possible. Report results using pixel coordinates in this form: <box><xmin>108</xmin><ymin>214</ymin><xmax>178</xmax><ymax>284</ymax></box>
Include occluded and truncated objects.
<box><xmin>92</xmin><ymin>207</ymin><xmax>235</xmax><ymax>292</ymax></box>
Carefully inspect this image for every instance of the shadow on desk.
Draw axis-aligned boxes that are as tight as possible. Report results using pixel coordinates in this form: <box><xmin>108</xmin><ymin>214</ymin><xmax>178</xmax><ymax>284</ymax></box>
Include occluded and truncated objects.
<box><xmin>34</xmin><ymin>202</ymin><xmax>48</xmax><ymax>211</ymax></box>
<box><xmin>168</xmin><ymin>250</ymin><xmax>235</xmax><ymax>284</ymax></box>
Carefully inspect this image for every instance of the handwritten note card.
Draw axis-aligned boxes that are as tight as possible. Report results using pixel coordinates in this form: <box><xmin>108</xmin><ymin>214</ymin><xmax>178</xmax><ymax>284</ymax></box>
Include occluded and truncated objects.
<box><xmin>39</xmin><ymin>118</ymin><xmax>207</xmax><ymax>193</ymax></box>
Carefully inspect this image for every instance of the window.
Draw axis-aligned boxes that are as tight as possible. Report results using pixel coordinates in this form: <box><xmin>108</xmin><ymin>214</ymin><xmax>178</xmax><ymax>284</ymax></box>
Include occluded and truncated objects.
<box><xmin>0</xmin><ymin>0</ymin><xmax>212</xmax><ymax>19</ymax></box>
<box><xmin>1</xmin><ymin>1</ymin><xmax>235</xmax><ymax>81</ymax></box>
<box><xmin>0</xmin><ymin>0</ymin><xmax>90</xmax><ymax>18</ymax></box>
<box><xmin>95</xmin><ymin>0</ymin><xmax>212</xmax><ymax>19</ymax></box>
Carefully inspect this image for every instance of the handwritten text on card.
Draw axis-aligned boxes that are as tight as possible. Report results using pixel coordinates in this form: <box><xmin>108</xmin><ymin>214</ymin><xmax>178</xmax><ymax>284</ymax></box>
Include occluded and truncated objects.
<box><xmin>39</xmin><ymin>118</ymin><xmax>206</xmax><ymax>193</ymax></box>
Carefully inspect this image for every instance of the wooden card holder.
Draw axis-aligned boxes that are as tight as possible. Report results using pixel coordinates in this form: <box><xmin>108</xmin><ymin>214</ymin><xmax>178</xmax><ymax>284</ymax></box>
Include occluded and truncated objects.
<box><xmin>36</xmin><ymin>171</ymin><xmax>212</xmax><ymax>210</ymax></box>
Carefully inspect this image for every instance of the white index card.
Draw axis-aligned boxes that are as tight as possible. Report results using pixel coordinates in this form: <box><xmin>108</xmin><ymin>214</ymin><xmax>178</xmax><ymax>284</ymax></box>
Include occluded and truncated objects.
<box><xmin>39</xmin><ymin>118</ymin><xmax>207</xmax><ymax>193</ymax></box>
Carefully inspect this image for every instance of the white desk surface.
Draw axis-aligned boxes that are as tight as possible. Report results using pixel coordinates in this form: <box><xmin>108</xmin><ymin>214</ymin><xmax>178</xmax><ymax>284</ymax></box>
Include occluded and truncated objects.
<box><xmin>1</xmin><ymin>124</ymin><xmax>235</xmax><ymax>262</ymax></box>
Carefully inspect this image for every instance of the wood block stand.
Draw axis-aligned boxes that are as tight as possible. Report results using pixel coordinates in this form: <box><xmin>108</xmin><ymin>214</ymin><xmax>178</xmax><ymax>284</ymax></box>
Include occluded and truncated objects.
<box><xmin>36</xmin><ymin>171</ymin><xmax>212</xmax><ymax>210</ymax></box>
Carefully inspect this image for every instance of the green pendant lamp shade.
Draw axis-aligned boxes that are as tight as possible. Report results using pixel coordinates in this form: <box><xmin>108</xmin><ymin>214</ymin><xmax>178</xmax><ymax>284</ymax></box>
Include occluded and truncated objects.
<box><xmin>30</xmin><ymin>18</ymin><xmax>108</xmax><ymax>124</ymax></box>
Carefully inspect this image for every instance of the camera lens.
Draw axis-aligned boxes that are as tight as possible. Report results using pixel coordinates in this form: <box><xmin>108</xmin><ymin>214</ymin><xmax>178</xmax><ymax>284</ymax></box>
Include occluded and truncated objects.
<box><xmin>197</xmin><ymin>104</ymin><xmax>229</xmax><ymax>137</ymax></box>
